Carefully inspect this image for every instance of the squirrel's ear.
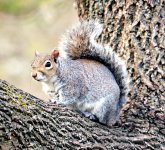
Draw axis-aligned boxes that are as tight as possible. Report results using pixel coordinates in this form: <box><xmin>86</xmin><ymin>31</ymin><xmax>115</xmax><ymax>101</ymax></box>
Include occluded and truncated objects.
<box><xmin>35</xmin><ymin>50</ymin><xmax>40</xmax><ymax>56</ymax></box>
<box><xmin>51</xmin><ymin>50</ymin><xmax>59</xmax><ymax>58</ymax></box>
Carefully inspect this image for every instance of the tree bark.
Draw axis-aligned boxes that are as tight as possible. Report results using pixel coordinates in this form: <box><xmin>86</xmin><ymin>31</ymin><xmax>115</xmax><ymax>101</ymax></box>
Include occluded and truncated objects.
<box><xmin>0</xmin><ymin>0</ymin><xmax>165</xmax><ymax>149</ymax></box>
<box><xmin>77</xmin><ymin>0</ymin><xmax>165</xmax><ymax>145</ymax></box>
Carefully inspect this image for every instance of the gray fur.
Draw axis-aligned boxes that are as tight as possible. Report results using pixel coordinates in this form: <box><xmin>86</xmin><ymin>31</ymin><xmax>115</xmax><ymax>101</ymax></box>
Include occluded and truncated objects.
<box><xmin>54</xmin><ymin>58</ymin><xmax>121</xmax><ymax>125</ymax></box>
<box><xmin>59</xmin><ymin>21</ymin><xmax>128</xmax><ymax>110</ymax></box>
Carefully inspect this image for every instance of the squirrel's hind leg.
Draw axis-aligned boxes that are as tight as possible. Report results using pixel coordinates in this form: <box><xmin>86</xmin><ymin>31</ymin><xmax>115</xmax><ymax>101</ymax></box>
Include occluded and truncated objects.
<box><xmin>75</xmin><ymin>110</ymin><xmax>99</xmax><ymax>122</ymax></box>
<box><xmin>93</xmin><ymin>95</ymin><xmax>120</xmax><ymax>126</ymax></box>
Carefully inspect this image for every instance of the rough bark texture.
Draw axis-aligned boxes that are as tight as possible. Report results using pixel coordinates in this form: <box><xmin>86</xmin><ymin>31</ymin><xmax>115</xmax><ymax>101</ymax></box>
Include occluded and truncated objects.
<box><xmin>77</xmin><ymin>0</ymin><xmax>165</xmax><ymax>146</ymax></box>
<box><xmin>0</xmin><ymin>79</ymin><xmax>163</xmax><ymax>150</ymax></box>
<box><xmin>0</xmin><ymin>0</ymin><xmax>165</xmax><ymax>149</ymax></box>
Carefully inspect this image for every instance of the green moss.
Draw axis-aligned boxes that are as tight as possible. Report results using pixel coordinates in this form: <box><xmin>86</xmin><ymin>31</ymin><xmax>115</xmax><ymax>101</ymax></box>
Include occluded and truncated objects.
<box><xmin>4</xmin><ymin>82</ymin><xmax>36</xmax><ymax>108</ymax></box>
<box><xmin>5</xmin><ymin>85</ymin><xmax>12</xmax><ymax>99</ymax></box>
<box><xmin>17</xmin><ymin>94</ymin><xmax>28</xmax><ymax>107</ymax></box>
<box><xmin>29</xmin><ymin>101</ymin><xmax>34</xmax><ymax>105</ymax></box>
<box><xmin>5</xmin><ymin>84</ymin><xmax>27</xmax><ymax>107</ymax></box>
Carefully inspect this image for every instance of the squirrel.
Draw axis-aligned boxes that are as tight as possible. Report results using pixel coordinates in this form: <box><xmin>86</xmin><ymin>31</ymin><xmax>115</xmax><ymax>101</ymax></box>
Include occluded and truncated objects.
<box><xmin>31</xmin><ymin>21</ymin><xmax>128</xmax><ymax>126</ymax></box>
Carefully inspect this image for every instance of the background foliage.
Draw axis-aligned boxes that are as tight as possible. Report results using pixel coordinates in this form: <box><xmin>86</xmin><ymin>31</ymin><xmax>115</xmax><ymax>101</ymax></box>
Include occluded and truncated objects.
<box><xmin>0</xmin><ymin>0</ymin><xmax>78</xmax><ymax>100</ymax></box>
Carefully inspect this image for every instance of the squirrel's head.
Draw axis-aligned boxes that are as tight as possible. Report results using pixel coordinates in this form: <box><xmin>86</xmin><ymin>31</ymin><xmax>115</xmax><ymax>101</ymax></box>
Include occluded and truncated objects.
<box><xmin>31</xmin><ymin>50</ymin><xmax>59</xmax><ymax>82</ymax></box>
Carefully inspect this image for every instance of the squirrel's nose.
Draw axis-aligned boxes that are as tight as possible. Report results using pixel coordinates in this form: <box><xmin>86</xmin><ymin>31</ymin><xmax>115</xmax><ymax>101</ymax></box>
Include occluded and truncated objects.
<box><xmin>32</xmin><ymin>73</ymin><xmax>37</xmax><ymax>78</ymax></box>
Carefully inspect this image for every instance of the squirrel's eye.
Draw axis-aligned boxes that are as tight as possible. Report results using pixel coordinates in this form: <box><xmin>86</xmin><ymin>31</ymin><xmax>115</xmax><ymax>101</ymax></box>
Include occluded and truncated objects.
<box><xmin>45</xmin><ymin>61</ymin><xmax>51</xmax><ymax>68</ymax></box>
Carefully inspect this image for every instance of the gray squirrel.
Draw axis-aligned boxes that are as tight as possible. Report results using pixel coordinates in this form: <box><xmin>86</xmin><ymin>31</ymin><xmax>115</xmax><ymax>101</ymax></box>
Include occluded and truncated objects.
<box><xmin>31</xmin><ymin>21</ymin><xmax>128</xmax><ymax>126</ymax></box>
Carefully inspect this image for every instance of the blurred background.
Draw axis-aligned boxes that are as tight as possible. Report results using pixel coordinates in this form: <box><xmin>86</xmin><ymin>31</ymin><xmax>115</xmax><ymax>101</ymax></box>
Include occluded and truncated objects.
<box><xmin>0</xmin><ymin>0</ymin><xmax>78</xmax><ymax>100</ymax></box>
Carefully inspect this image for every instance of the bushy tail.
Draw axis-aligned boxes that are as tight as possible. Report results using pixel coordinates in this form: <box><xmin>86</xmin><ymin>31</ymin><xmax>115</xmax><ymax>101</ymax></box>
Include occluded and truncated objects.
<box><xmin>58</xmin><ymin>21</ymin><xmax>129</xmax><ymax>108</ymax></box>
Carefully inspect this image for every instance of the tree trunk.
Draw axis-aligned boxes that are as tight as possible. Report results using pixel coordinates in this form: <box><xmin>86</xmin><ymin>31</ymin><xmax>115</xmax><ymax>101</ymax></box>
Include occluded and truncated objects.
<box><xmin>77</xmin><ymin>0</ymin><xmax>165</xmax><ymax>144</ymax></box>
<box><xmin>0</xmin><ymin>0</ymin><xmax>165</xmax><ymax>149</ymax></box>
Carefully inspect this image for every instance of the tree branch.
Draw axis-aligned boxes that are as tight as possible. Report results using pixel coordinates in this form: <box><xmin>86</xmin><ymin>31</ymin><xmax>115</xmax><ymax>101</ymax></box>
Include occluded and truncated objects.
<box><xmin>0</xmin><ymin>79</ymin><xmax>164</xmax><ymax>149</ymax></box>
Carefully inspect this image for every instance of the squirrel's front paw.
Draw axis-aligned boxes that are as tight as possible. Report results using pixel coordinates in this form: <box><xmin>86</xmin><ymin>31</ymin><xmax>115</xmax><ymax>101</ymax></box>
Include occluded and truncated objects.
<box><xmin>56</xmin><ymin>100</ymin><xmax>71</xmax><ymax>106</ymax></box>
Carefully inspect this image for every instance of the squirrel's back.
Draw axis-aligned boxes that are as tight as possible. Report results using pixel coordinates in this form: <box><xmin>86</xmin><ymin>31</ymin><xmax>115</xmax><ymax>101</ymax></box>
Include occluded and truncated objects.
<box><xmin>76</xmin><ymin>59</ymin><xmax>120</xmax><ymax>98</ymax></box>
<box><xmin>57</xmin><ymin>57</ymin><xmax>120</xmax><ymax>106</ymax></box>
